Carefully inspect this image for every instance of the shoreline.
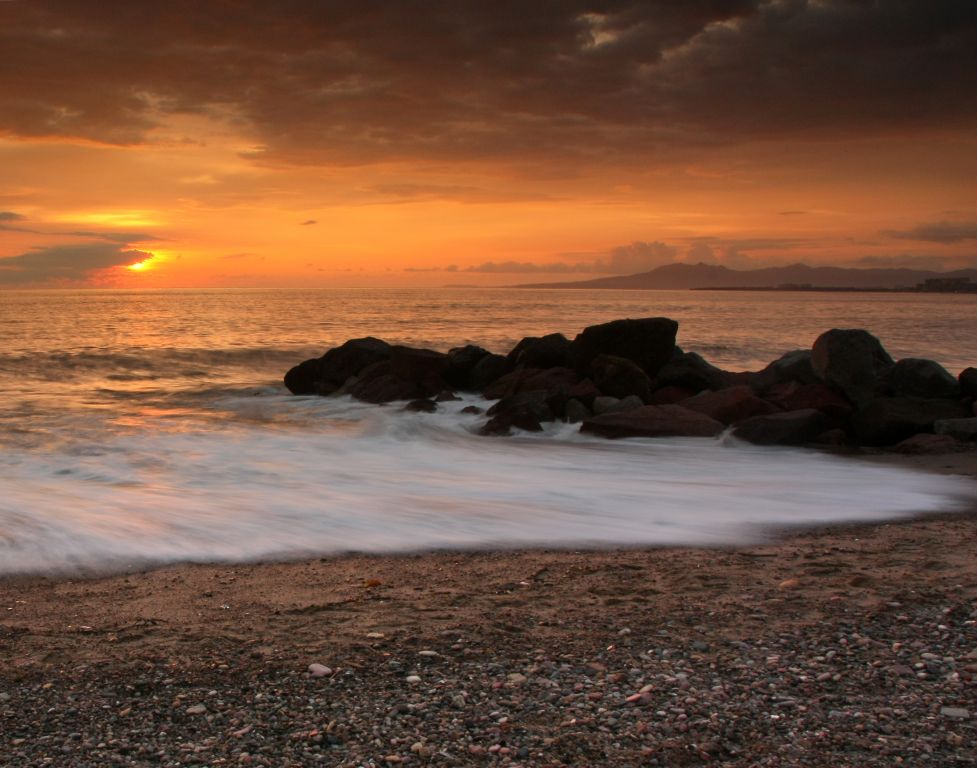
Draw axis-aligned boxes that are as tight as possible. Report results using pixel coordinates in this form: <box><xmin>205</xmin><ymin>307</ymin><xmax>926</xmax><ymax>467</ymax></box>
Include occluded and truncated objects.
<box><xmin>3</xmin><ymin>454</ymin><xmax>976</xmax><ymax>766</ymax></box>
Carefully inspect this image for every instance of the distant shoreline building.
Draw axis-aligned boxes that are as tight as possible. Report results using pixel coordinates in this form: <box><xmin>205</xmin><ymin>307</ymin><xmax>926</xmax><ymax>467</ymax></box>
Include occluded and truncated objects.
<box><xmin>915</xmin><ymin>277</ymin><xmax>977</xmax><ymax>293</ymax></box>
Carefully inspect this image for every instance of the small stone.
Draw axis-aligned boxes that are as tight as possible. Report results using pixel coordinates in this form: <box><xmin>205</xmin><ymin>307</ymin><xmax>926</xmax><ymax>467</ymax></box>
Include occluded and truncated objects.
<box><xmin>418</xmin><ymin>650</ymin><xmax>439</xmax><ymax>657</ymax></box>
<box><xmin>940</xmin><ymin>706</ymin><xmax>970</xmax><ymax>719</ymax></box>
<box><xmin>186</xmin><ymin>704</ymin><xmax>207</xmax><ymax>715</ymax></box>
<box><xmin>506</xmin><ymin>672</ymin><xmax>528</xmax><ymax>687</ymax></box>
<box><xmin>308</xmin><ymin>663</ymin><xmax>332</xmax><ymax>677</ymax></box>
<box><xmin>778</xmin><ymin>578</ymin><xmax>800</xmax><ymax>590</ymax></box>
<box><xmin>406</xmin><ymin>675</ymin><xmax>422</xmax><ymax>684</ymax></box>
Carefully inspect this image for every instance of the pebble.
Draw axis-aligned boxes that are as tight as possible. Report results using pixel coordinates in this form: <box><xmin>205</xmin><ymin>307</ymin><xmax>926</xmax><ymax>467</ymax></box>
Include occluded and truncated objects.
<box><xmin>940</xmin><ymin>706</ymin><xmax>970</xmax><ymax>719</ymax></box>
<box><xmin>185</xmin><ymin>703</ymin><xmax>208</xmax><ymax>715</ymax></box>
<box><xmin>405</xmin><ymin>675</ymin><xmax>422</xmax><ymax>684</ymax></box>
<box><xmin>308</xmin><ymin>663</ymin><xmax>332</xmax><ymax>677</ymax></box>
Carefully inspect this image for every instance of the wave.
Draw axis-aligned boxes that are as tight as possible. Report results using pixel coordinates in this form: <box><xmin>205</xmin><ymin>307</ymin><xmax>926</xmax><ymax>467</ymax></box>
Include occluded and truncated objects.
<box><xmin>0</xmin><ymin>394</ymin><xmax>972</xmax><ymax>576</ymax></box>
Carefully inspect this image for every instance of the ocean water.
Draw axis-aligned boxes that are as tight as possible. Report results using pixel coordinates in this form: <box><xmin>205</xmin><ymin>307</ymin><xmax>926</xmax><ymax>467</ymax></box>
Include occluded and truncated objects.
<box><xmin>0</xmin><ymin>288</ymin><xmax>975</xmax><ymax>575</ymax></box>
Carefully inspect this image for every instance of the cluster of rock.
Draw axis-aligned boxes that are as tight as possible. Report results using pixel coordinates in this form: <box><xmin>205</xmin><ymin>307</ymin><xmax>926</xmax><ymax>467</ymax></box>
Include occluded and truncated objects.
<box><xmin>284</xmin><ymin>317</ymin><xmax>977</xmax><ymax>451</ymax></box>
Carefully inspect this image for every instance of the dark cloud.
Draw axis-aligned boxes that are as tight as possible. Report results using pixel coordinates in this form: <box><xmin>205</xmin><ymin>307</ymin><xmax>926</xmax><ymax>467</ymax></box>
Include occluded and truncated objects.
<box><xmin>0</xmin><ymin>243</ymin><xmax>149</xmax><ymax>285</ymax></box>
<box><xmin>300</xmin><ymin>220</ymin><xmax>317</xmax><ymax>226</ymax></box>
<box><xmin>1</xmin><ymin>1</ymin><xmax>973</xmax><ymax>167</ymax></box>
<box><xmin>885</xmin><ymin>220</ymin><xmax>977</xmax><ymax>243</ymax></box>
<box><xmin>0</xmin><ymin>211</ymin><xmax>25</xmax><ymax>222</ymax></box>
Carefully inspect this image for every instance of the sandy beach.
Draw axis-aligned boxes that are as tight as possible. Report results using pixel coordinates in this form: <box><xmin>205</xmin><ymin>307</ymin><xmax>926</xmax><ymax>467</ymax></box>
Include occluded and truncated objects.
<box><xmin>2</xmin><ymin>450</ymin><xmax>976</xmax><ymax>767</ymax></box>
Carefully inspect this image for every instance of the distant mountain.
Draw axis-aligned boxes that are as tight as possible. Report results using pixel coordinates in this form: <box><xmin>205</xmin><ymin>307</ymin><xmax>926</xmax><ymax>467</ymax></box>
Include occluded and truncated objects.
<box><xmin>517</xmin><ymin>262</ymin><xmax>977</xmax><ymax>290</ymax></box>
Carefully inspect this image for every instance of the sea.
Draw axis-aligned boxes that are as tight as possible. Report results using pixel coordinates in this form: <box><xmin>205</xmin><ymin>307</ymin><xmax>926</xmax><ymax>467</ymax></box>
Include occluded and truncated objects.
<box><xmin>1</xmin><ymin>287</ymin><xmax>975</xmax><ymax>576</ymax></box>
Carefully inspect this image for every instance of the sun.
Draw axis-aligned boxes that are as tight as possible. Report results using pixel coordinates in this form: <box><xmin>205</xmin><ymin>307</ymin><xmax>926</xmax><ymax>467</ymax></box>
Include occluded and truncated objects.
<box><xmin>126</xmin><ymin>256</ymin><xmax>156</xmax><ymax>272</ymax></box>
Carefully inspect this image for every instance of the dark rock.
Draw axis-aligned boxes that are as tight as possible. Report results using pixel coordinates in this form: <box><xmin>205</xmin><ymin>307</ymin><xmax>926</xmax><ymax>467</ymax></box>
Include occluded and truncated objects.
<box><xmin>881</xmin><ymin>358</ymin><xmax>960</xmax><ymax>400</ymax></box>
<box><xmin>571</xmin><ymin>317</ymin><xmax>678</xmax><ymax>378</ymax></box>
<box><xmin>934</xmin><ymin>417</ymin><xmax>977</xmax><ymax>441</ymax></box>
<box><xmin>566</xmin><ymin>378</ymin><xmax>601</xmax><ymax>408</ymax></box>
<box><xmin>592</xmin><ymin>395</ymin><xmax>644</xmax><ymax>415</ymax></box>
<box><xmin>814</xmin><ymin>428</ymin><xmax>849</xmax><ymax>446</ymax></box>
<box><xmin>389</xmin><ymin>345</ymin><xmax>448</xmax><ymax>385</ymax></box>
<box><xmin>346</xmin><ymin>371</ymin><xmax>427</xmax><ymax>403</ymax></box>
<box><xmin>283</xmin><ymin>336</ymin><xmax>391</xmax><ymax>395</ymax></box>
<box><xmin>565</xmin><ymin>399</ymin><xmax>591</xmax><ymax>423</ymax></box>
<box><xmin>590</xmin><ymin>354</ymin><xmax>653</xmax><ymax>402</ymax></box>
<box><xmin>854</xmin><ymin>397</ymin><xmax>970</xmax><ymax>446</ymax></box>
<box><xmin>470</xmin><ymin>353</ymin><xmax>513</xmax><ymax>391</ymax></box>
<box><xmin>764</xmin><ymin>381</ymin><xmax>854</xmax><ymax>423</ymax></box>
<box><xmin>483</xmin><ymin>367</ymin><xmax>579</xmax><ymax>401</ymax></box>
<box><xmin>581</xmin><ymin>404</ymin><xmax>723</xmax><ymax>439</ymax></box>
<box><xmin>444</xmin><ymin>345</ymin><xmax>491</xmax><ymax>390</ymax></box>
<box><xmin>486</xmin><ymin>390</ymin><xmax>554</xmax><ymax>422</ymax></box>
<box><xmin>811</xmin><ymin>329</ymin><xmax>893</xmax><ymax>407</ymax></box>
<box><xmin>894</xmin><ymin>433</ymin><xmax>960</xmax><ymax>454</ymax></box>
<box><xmin>652</xmin><ymin>351</ymin><xmax>729</xmax><ymax>393</ymax></box>
<box><xmin>960</xmin><ymin>367</ymin><xmax>977</xmax><ymax>399</ymax></box>
<box><xmin>460</xmin><ymin>405</ymin><xmax>484</xmax><ymax>415</ymax></box>
<box><xmin>649</xmin><ymin>385</ymin><xmax>697</xmax><ymax>405</ymax></box>
<box><xmin>752</xmin><ymin>350</ymin><xmax>817</xmax><ymax>393</ymax></box>
<box><xmin>680</xmin><ymin>386</ymin><xmax>780</xmax><ymax>426</ymax></box>
<box><xmin>283</xmin><ymin>358</ymin><xmax>327</xmax><ymax>395</ymax></box>
<box><xmin>507</xmin><ymin>333</ymin><xmax>572</xmax><ymax>369</ymax></box>
<box><xmin>405</xmin><ymin>398</ymin><xmax>437</xmax><ymax>412</ymax></box>
<box><xmin>435</xmin><ymin>390</ymin><xmax>460</xmax><ymax>402</ymax></box>
<box><xmin>732</xmin><ymin>409</ymin><xmax>829</xmax><ymax>446</ymax></box>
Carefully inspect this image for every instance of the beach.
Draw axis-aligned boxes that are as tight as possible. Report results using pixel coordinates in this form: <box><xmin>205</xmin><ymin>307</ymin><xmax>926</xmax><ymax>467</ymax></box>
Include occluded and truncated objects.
<box><xmin>2</xmin><ymin>451</ymin><xmax>975</xmax><ymax>767</ymax></box>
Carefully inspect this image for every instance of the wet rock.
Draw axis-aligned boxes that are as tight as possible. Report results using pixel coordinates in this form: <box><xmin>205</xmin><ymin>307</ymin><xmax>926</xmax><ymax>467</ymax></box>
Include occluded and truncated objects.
<box><xmin>893</xmin><ymin>433</ymin><xmax>960</xmax><ymax>454</ymax></box>
<box><xmin>649</xmin><ymin>385</ymin><xmax>697</xmax><ymax>405</ymax></box>
<box><xmin>565</xmin><ymin>398</ymin><xmax>591</xmax><ymax>423</ymax></box>
<box><xmin>854</xmin><ymin>397</ymin><xmax>970</xmax><ymax>446</ymax></box>
<box><xmin>470</xmin><ymin>353</ymin><xmax>513</xmax><ymax>391</ymax></box>
<box><xmin>960</xmin><ymin>367</ymin><xmax>977</xmax><ymax>400</ymax></box>
<box><xmin>752</xmin><ymin>350</ymin><xmax>818</xmax><ymax>393</ymax></box>
<box><xmin>680</xmin><ymin>386</ymin><xmax>779</xmax><ymax>425</ymax></box>
<box><xmin>284</xmin><ymin>337</ymin><xmax>391</xmax><ymax>395</ymax></box>
<box><xmin>764</xmin><ymin>381</ymin><xmax>853</xmax><ymax>424</ymax></box>
<box><xmin>443</xmin><ymin>345</ymin><xmax>491</xmax><ymax>390</ymax></box>
<box><xmin>934</xmin><ymin>417</ymin><xmax>977</xmax><ymax>441</ymax></box>
<box><xmin>581</xmin><ymin>404</ymin><xmax>723</xmax><ymax>439</ymax></box>
<box><xmin>508</xmin><ymin>333</ymin><xmax>573</xmax><ymax>369</ymax></box>
<box><xmin>811</xmin><ymin>328</ymin><xmax>893</xmax><ymax>407</ymax></box>
<box><xmin>571</xmin><ymin>317</ymin><xmax>678</xmax><ymax>378</ymax></box>
<box><xmin>882</xmin><ymin>358</ymin><xmax>960</xmax><ymax>400</ymax></box>
<box><xmin>405</xmin><ymin>398</ymin><xmax>437</xmax><ymax>413</ymax></box>
<box><xmin>653</xmin><ymin>351</ymin><xmax>729</xmax><ymax>393</ymax></box>
<box><xmin>732</xmin><ymin>409</ymin><xmax>828</xmax><ymax>446</ymax></box>
<box><xmin>592</xmin><ymin>395</ymin><xmax>643</xmax><ymax>415</ymax></box>
<box><xmin>590</xmin><ymin>354</ymin><xmax>653</xmax><ymax>402</ymax></box>
<box><xmin>389</xmin><ymin>345</ymin><xmax>449</xmax><ymax>387</ymax></box>
<box><xmin>566</xmin><ymin>378</ymin><xmax>601</xmax><ymax>408</ymax></box>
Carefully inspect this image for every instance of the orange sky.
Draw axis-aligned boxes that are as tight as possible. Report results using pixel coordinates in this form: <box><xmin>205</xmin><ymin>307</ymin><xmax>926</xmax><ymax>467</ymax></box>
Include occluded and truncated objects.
<box><xmin>1</xmin><ymin>2</ymin><xmax>976</xmax><ymax>288</ymax></box>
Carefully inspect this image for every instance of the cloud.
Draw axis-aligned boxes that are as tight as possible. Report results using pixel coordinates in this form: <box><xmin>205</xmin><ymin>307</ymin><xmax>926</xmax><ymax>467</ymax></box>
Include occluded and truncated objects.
<box><xmin>0</xmin><ymin>243</ymin><xmax>149</xmax><ymax>285</ymax></box>
<box><xmin>885</xmin><ymin>220</ymin><xmax>977</xmax><ymax>243</ymax></box>
<box><xmin>0</xmin><ymin>2</ymin><xmax>973</xmax><ymax>167</ymax></box>
<box><xmin>0</xmin><ymin>211</ymin><xmax>25</xmax><ymax>222</ymax></box>
<box><xmin>300</xmin><ymin>219</ymin><xmax>317</xmax><ymax>226</ymax></box>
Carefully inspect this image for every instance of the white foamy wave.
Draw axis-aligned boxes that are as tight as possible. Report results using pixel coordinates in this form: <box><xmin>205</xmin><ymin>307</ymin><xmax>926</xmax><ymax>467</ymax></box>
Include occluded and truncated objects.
<box><xmin>0</xmin><ymin>395</ymin><xmax>973</xmax><ymax>575</ymax></box>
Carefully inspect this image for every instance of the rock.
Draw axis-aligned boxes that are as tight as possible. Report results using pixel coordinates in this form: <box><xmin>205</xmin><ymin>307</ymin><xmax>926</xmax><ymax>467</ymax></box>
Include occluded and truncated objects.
<box><xmin>764</xmin><ymin>381</ymin><xmax>853</xmax><ymax>423</ymax></box>
<box><xmin>565</xmin><ymin>398</ymin><xmax>591</xmax><ymax>423</ymax></box>
<box><xmin>732</xmin><ymin>409</ymin><xmax>828</xmax><ymax>446</ymax></box>
<box><xmin>590</xmin><ymin>354</ymin><xmax>653</xmax><ymax>401</ymax></box>
<box><xmin>894</xmin><ymin>433</ymin><xmax>960</xmax><ymax>454</ymax></box>
<box><xmin>934</xmin><ymin>417</ymin><xmax>977</xmax><ymax>441</ymax></box>
<box><xmin>649</xmin><ymin>385</ymin><xmax>697</xmax><ymax>405</ymax></box>
<box><xmin>581</xmin><ymin>404</ymin><xmax>723</xmax><ymax>439</ymax></box>
<box><xmin>508</xmin><ymin>333</ymin><xmax>573</xmax><ymax>369</ymax></box>
<box><xmin>679</xmin><ymin>386</ymin><xmax>779</xmax><ymax>425</ymax></box>
<box><xmin>345</xmin><ymin>367</ymin><xmax>427</xmax><ymax>403</ymax></box>
<box><xmin>284</xmin><ymin>337</ymin><xmax>391</xmax><ymax>395</ymax></box>
<box><xmin>592</xmin><ymin>395</ymin><xmax>643</xmax><ymax>415</ymax></box>
<box><xmin>389</xmin><ymin>345</ymin><xmax>449</xmax><ymax>386</ymax></box>
<box><xmin>186</xmin><ymin>703</ymin><xmax>208</xmax><ymax>715</ymax></box>
<box><xmin>811</xmin><ymin>329</ymin><xmax>893</xmax><ymax>407</ymax></box>
<box><xmin>566</xmin><ymin>378</ymin><xmax>601</xmax><ymax>408</ymax></box>
<box><xmin>960</xmin><ymin>367</ymin><xmax>977</xmax><ymax>399</ymax></box>
<box><xmin>752</xmin><ymin>350</ymin><xmax>818</xmax><ymax>393</ymax></box>
<box><xmin>404</xmin><ymin>398</ymin><xmax>437</xmax><ymax>412</ymax></box>
<box><xmin>483</xmin><ymin>367</ymin><xmax>578</xmax><ymax>400</ymax></box>
<box><xmin>940</xmin><ymin>706</ymin><xmax>970</xmax><ymax>719</ymax></box>
<box><xmin>460</xmin><ymin>405</ymin><xmax>484</xmax><ymax>415</ymax></box>
<box><xmin>571</xmin><ymin>317</ymin><xmax>678</xmax><ymax>378</ymax></box>
<box><xmin>469</xmin><ymin>353</ymin><xmax>513</xmax><ymax>391</ymax></box>
<box><xmin>443</xmin><ymin>345</ymin><xmax>491</xmax><ymax>390</ymax></box>
<box><xmin>653</xmin><ymin>351</ymin><xmax>729</xmax><ymax>393</ymax></box>
<box><xmin>308</xmin><ymin>663</ymin><xmax>332</xmax><ymax>677</ymax></box>
<box><xmin>405</xmin><ymin>675</ymin><xmax>422</xmax><ymax>684</ymax></box>
<box><xmin>435</xmin><ymin>390</ymin><xmax>460</xmax><ymax>402</ymax></box>
<box><xmin>486</xmin><ymin>391</ymin><xmax>553</xmax><ymax>422</ymax></box>
<box><xmin>854</xmin><ymin>397</ymin><xmax>970</xmax><ymax>446</ymax></box>
<box><xmin>881</xmin><ymin>358</ymin><xmax>960</xmax><ymax>399</ymax></box>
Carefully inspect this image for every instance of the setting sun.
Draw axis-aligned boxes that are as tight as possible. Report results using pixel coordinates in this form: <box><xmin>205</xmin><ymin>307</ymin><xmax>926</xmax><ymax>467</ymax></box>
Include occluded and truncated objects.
<box><xmin>125</xmin><ymin>255</ymin><xmax>156</xmax><ymax>272</ymax></box>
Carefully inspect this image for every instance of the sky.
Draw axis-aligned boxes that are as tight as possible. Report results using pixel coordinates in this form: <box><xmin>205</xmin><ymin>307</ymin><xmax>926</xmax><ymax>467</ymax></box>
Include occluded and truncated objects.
<box><xmin>1</xmin><ymin>0</ymin><xmax>976</xmax><ymax>288</ymax></box>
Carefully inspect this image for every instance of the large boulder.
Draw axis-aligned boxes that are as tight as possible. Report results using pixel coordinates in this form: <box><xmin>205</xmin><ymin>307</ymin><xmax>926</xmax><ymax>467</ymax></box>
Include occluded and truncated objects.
<box><xmin>580</xmin><ymin>404</ymin><xmax>723</xmax><ymax>439</ymax></box>
<box><xmin>389</xmin><ymin>345</ymin><xmax>449</xmax><ymax>384</ymax></box>
<box><xmin>652</xmin><ymin>351</ymin><xmax>729</xmax><ymax>393</ymax></box>
<box><xmin>764</xmin><ymin>381</ymin><xmax>854</xmax><ymax>423</ymax></box>
<box><xmin>680</xmin><ymin>386</ymin><xmax>780</xmax><ymax>426</ymax></box>
<box><xmin>470</xmin><ymin>353</ymin><xmax>513</xmax><ymax>391</ymax></box>
<box><xmin>592</xmin><ymin>394</ymin><xmax>644</xmax><ymax>415</ymax></box>
<box><xmin>958</xmin><ymin>367</ymin><xmax>977</xmax><ymax>400</ymax></box>
<box><xmin>443</xmin><ymin>345</ymin><xmax>491</xmax><ymax>390</ymax></box>
<box><xmin>732</xmin><ymin>409</ymin><xmax>829</xmax><ymax>446</ymax></box>
<box><xmin>853</xmin><ymin>397</ymin><xmax>970</xmax><ymax>446</ymax></box>
<box><xmin>751</xmin><ymin>350</ymin><xmax>817</xmax><ymax>393</ymax></box>
<box><xmin>590</xmin><ymin>354</ymin><xmax>653</xmax><ymax>402</ymax></box>
<box><xmin>481</xmin><ymin>392</ymin><xmax>551</xmax><ymax>435</ymax></box>
<box><xmin>811</xmin><ymin>329</ymin><xmax>893</xmax><ymax>407</ymax></box>
<box><xmin>934</xmin><ymin>417</ymin><xmax>977</xmax><ymax>441</ymax></box>
<box><xmin>507</xmin><ymin>333</ymin><xmax>573</xmax><ymax>369</ymax></box>
<box><xmin>571</xmin><ymin>318</ymin><xmax>678</xmax><ymax>378</ymax></box>
<box><xmin>283</xmin><ymin>336</ymin><xmax>391</xmax><ymax>395</ymax></box>
<box><xmin>881</xmin><ymin>358</ymin><xmax>960</xmax><ymax>400</ymax></box>
<box><xmin>483</xmin><ymin>367</ymin><xmax>579</xmax><ymax>400</ymax></box>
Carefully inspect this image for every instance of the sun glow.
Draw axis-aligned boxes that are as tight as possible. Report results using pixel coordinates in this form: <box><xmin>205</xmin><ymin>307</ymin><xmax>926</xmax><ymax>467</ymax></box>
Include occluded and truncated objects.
<box><xmin>126</xmin><ymin>256</ymin><xmax>156</xmax><ymax>272</ymax></box>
